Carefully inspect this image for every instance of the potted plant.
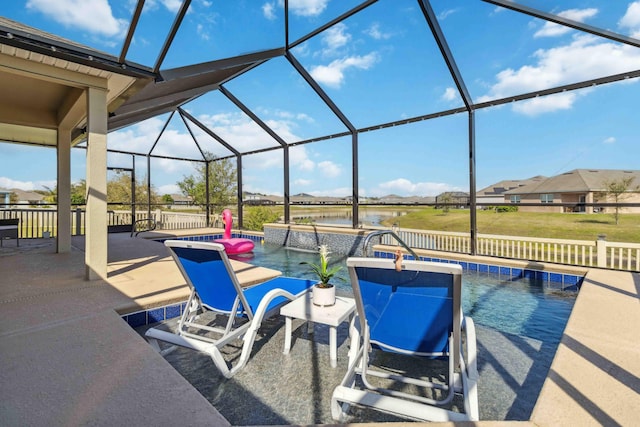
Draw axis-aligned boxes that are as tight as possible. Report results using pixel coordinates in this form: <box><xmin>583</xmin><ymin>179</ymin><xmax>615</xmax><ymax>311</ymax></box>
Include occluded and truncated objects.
<box><xmin>302</xmin><ymin>244</ymin><xmax>343</xmax><ymax>307</ymax></box>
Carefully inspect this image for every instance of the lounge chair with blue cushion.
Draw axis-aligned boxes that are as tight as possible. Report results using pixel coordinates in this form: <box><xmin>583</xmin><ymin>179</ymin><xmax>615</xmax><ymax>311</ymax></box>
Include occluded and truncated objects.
<box><xmin>331</xmin><ymin>257</ymin><xmax>478</xmax><ymax>422</ymax></box>
<box><xmin>145</xmin><ymin>240</ymin><xmax>314</xmax><ymax>378</ymax></box>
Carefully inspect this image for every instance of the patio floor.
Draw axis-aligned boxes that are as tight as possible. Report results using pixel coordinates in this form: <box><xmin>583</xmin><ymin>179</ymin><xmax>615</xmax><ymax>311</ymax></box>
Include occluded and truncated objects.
<box><xmin>0</xmin><ymin>232</ymin><xmax>638</xmax><ymax>426</ymax></box>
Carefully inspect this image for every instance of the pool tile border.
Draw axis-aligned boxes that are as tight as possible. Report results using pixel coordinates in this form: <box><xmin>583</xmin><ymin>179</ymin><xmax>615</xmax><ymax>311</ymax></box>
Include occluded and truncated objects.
<box><xmin>373</xmin><ymin>250</ymin><xmax>584</xmax><ymax>289</ymax></box>
<box><xmin>123</xmin><ymin>302</ymin><xmax>188</xmax><ymax>328</ymax></box>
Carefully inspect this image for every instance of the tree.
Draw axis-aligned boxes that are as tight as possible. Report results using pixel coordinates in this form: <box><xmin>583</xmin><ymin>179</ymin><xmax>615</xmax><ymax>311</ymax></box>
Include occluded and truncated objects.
<box><xmin>601</xmin><ymin>177</ymin><xmax>639</xmax><ymax>225</ymax></box>
<box><xmin>71</xmin><ymin>180</ymin><xmax>86</xmax><ymax>205</ymax></box>
<box><xmin>244</xmin><ymin>206</ymin><xmax>280</xmax><ymax>231</ymax></box>
<box><xmin>107</xmin><ymin>172</ymin><xmax>159</xmax><ymax>209</ymax></box>
<box><xmin>161</xmin><ymin>194</ymin><xmax>174</xmax><ymax>205</ymax></box>
<box><xmin>177</xmin><ymin>153</ymin><xmax>237</xmax><ymax>213</ymax></box>
<box><xmin>35</xmin><ymin>181</ymin><xmax>86</xmax><ymax>205</ymax></box>
<box><xmin>40</xmin><ymin>186</ymin><xmax>57</xmax><ymax>203</ymax></box>
<box><xmin>439</xmin><ymin>193</ymin><xmax>453</xmax><ymax>214</ymax></box>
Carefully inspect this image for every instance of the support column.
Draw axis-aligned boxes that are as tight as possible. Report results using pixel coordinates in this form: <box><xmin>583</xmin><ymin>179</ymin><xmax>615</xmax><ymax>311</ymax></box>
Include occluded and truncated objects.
<box><xmin>57</xmin><ymin>127</ymin><xmax>72</xmax><ymax>253</ymax></box>
<box><xmin>85</xmin><ymin>86</ymin><xmax>108</xmax><ymax>280</ymax></box>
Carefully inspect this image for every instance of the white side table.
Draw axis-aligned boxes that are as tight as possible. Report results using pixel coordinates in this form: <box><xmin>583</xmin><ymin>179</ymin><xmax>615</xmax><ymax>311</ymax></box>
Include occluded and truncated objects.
<box><xmin>280</xmin><ymin>292</ymin><xmax>356</xmax><ymax>368</ymax></box>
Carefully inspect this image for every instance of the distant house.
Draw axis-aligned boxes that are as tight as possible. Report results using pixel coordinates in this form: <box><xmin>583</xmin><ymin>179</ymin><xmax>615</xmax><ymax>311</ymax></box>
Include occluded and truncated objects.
<box><xmin>476</xmin><ymin>176</ymin><xmax>546</xmax><ymax>207</ymax></box>
<box><xmin>435</xmin><ymin>191</ymin><xmax>469</xmax><ymax>209</ymax></box>
<box><xmin>170</xmin><ymin>194</ymin><xmax>193</xmax><ymax>206</ymax></box>
<box><xmin>503</xmin><ymin>169</ymin><xmax>640</xmax><ymax>214</ymax></box>
<box><xmin>10</xmin><ymin>189</ymin><xmax>45</xmax><ymax>206</ymax></box>
<box><xmin>0</xmin><ymin>188</ymin><xmax>11</xmax><ymax>208</ymax></box>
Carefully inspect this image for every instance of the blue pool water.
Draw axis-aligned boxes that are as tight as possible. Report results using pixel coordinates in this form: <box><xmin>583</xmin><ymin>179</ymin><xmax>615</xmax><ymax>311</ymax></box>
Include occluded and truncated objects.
<box><xmin>233</xmin><ymin>242</ymin><xmax>577</xmax><ymax>346</ymax></box>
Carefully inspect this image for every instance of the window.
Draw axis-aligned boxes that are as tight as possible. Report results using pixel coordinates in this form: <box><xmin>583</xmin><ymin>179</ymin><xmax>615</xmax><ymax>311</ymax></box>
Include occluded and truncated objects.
<box><xmin>510</xmin><ymin>195</ymin><xmax>521</xmax><ymax>203</ymax></box>
<box><xmin>540</xmin><ymin>194</ymin><xmax>554</xmax><ymax>203</ymax></box>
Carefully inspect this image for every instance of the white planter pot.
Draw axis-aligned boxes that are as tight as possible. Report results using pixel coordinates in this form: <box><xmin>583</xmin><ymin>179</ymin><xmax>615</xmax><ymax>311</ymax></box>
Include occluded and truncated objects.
<box><xmin>312</xmin><ymin>284</ymin><xmax>336</xmax><ymax>307</ymax></box>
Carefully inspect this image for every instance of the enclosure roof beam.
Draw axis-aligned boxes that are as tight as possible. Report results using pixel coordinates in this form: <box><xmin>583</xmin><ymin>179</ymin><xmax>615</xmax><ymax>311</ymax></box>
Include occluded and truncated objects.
<box><xmin>153</xmin><ymin>0</ymin><xmax>191</xmax><ymax>74</ymax></box>
<box><xmin>178</xmin><ymin>107</ymin><xmax>240</xmax><ymax>156</ymax></box>
<box><xmin>289</xmin><ymin>0</ymin><xmax>379</xmax><ymax>50</ymax></box>
<box><xmin>179</xmin><ymin>110</ymin><xmax>207</xmax><ymax>160</ymax></box>
<box><xmin>484</xmin><ymin>0</ymin><xmax>640</xmax><ymax>48</ymax></box>
<box><xmin>286</xmin><ymin>51</ymin><xmax>355</xmax><ymax>133</ymax></box>
<box><xmin>219</xmin><ymin>86</ymin><xmax>287</xmax><ymax>148</ymax></box>
<box><xmin>418</xmin><ymin>0</ymin><xmax>473</xmax><ymax>110</ymax></box>
<box><xmin>118</xmin><ymin>0</ymin><xmax>145</xmax><ymax>63</ymax></box>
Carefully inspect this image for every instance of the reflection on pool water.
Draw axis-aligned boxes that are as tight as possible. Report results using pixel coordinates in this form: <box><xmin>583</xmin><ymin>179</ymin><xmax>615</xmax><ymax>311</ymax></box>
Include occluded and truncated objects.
<box><xmin>235</xmin><ymin>242</ymin><xmax>577</xmax><ymax>346</ymax></box>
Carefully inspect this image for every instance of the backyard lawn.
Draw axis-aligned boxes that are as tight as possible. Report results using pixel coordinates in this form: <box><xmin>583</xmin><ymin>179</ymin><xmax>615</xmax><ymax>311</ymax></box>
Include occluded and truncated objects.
<box><xmin>384</xmin><ymin>208</ymin><xmax>640</xmax><ymax>244</ymax></box>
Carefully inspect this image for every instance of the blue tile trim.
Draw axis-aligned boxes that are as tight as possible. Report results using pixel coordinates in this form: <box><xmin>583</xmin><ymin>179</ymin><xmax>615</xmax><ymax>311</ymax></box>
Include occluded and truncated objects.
<box><xmin>122</xmin><ymin>302</ymin><xmax>184</xmax><ymax>328</ymax></box>
<box><xmin>123</xmin><ymin>251</ymin><xmax>584</xmax><ymax>329</ymax></box>
<box><xmin>375</xmin><ymin>250</ymin><xmax>584</xmax><ymax>287</ymax></box>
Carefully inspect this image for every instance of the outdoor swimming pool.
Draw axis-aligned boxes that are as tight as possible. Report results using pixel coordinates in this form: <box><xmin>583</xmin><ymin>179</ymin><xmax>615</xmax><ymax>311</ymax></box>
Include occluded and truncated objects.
<box><xmin>226</xmin><ymin>241</ymin><xmax>578</xmax><ymax>347</ymax></box>
<box><xmin>136</xmin><ymin>236</ymin><xmax>580</xmax><ymax>422</ymax></box>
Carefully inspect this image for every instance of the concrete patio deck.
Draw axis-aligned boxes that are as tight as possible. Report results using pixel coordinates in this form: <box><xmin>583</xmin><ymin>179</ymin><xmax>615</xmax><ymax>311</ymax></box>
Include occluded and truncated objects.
<box><xmin>0</xmin><ymin>231</ymin><xmax>637</xmax><ymax>426</ymax></box>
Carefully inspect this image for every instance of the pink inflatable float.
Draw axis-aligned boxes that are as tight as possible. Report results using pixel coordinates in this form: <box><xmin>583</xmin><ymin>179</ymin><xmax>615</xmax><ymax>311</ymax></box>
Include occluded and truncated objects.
<box><xmin>214</xmin><ymin>209</ymin><xmax>255</xmax><ymax>255</ymax></box>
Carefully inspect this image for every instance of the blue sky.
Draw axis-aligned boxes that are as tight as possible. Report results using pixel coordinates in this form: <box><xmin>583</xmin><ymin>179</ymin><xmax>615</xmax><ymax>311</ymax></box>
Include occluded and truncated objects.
<box><xmin>1</xmin><ymin>0</ymin><xmax>639</xmax><ymax>197</ymax></box>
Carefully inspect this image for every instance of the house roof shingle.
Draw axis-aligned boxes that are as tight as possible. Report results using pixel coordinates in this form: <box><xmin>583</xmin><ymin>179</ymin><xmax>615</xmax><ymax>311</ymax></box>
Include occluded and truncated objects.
<box><xmin>504</xmin><ymin>169</ymin><xmax>640</xmax><ymax>194</ymax></box>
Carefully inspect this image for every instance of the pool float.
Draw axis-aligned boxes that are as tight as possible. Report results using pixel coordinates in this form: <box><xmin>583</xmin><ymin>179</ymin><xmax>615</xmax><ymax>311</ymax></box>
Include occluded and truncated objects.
<box><xmin>214</xmin><ymin>209</ymin><xmax>255</xmax><ymax>255</ymax></box>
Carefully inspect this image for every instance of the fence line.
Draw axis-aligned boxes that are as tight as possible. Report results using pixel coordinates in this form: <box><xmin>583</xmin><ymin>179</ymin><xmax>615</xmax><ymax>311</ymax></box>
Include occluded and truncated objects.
<box><xmin>2</xmin><ymin>208</ymin><xmax>638</xmax><ymax>272</ymax></box>
<box><xmin>380</xmin><ymin>227</ymin><xmax>638</xmax><ymax>272</ymax></box>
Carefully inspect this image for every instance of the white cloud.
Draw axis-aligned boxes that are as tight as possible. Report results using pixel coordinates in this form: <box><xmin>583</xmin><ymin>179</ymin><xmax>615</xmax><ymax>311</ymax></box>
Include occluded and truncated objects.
<box><xmin>603</xmin><ymin>136</ymin><xmax>616</xmax><ymax>144</ymax></box>
<box><xmin>283</xmin><ymin>0</ymin><xmax>329</xmax><ymax>17</ymax></box>
<box><xmin>309</xmin><ymin>187</ymin><xmax>351</xmax><ymax>197</ymax></box>
<box><xmin>196</xmin><ymin>24</ymin><xmax>209</xmax><ymax>41</ymax></box>
<box><xmin>438</xmin><ymin>8</ymin><xmax>459</xmax><ymax>20</ymax></box>
<box><xmin>320</xmin><ymin>23</ymin><xmax>351</xmax><ymax>57</ymax></box>
<box><xmin>160</xmin><ymin>0</ymin><xmax>183</xmax><ymax>13</ymax></box>
<box><xmin>364</xmin><ymin>23</ymin><xmax>392</xmax><ymax>40</ymax></box>
<box><xmin>0</xmin><ymin>177</ymin><xmax>56</xmax><ymax>191</ymax></box>
<box><xmin>290</xmin><ymin>146</ymin><xmax>315</xmax><ymax>172</ymax></box>
<box><xmin>367</xmin><ymin>178</ymin><xmax>457</xmax><ymax>197</ymax></box>
<box><xmin>619</xmin><ymin>1</ymin><xmax>640</xmax><ymax>29</ymax></box>
<box><xmin>294</xmin><ymin>178</ymin><xmax>312</xmax><ymax>186</ymax></box>
<box><xmin>26</xmin><ymin>0</ymin><xmax>128</xmax><ymax>37</ymax></box>
<box><xmin>262</xmin><ymin>2</ymin><xmax>276</xmax><ymax>20</ymax></box>
<box><xmin>512</xmin><ymin>92</ymin><xmax>579</xmax><ymax>116</ymax></box>
<box><xmin>442</xmin><ymin>87</ymin><xmax>458</xmax><ymax>102</ymax></box>
<box><xmin>479</xmin><ymin>35</ymin><xmax>640</xmax><ymax>115</ymax></box>
<box><xmin>310</xmin><ymin>52</ymin><xmax>379</xmax><ymax>88</ymax></box>
<box><xmin>534</xmin><ymin>8</ymin><xmax>598</xmax><ymax>38</ymax></box>
<box><xmin>157</xmin><ymin>184</ymin><xmax>180</xmax><ymax>195</ymax></box>
<box><xmin>317</xmin><ymin>160</ymin><xmax>341</xmax><ymax>178</ymax></box>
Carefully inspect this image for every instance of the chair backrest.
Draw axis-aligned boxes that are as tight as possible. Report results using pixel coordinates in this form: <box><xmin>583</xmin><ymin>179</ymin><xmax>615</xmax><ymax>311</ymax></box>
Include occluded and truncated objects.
<box><xmin>347</xmin><ymin>257</ymin><xmax>462</xmax><ymax>358</ymax></box>
<box><xmin>165</xmin><ymin>240</ymin><xmax>249</xmax><ymax>315</ymax></box>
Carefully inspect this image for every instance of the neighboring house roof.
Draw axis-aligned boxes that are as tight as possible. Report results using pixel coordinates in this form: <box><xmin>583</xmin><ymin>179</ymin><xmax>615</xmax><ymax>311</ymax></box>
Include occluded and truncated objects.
<box><xmin>477</xmin><ymin>176</ymin><xmax>546</xmax><ymax>196</ymax></box>
<box><xmin>10</xmin><ymin>189</ymin><xmax>45</xmax><ymax>203</ymax></box>
<box><xmin>504</xmin><ymin>169</ymin><xmax>640</xmax><ymax>194</ymax></box>
<box><xmin>170</xmin><ymin>194</ymin><xmax>192</xmax><ymax>203</ymax></box>
<box><xmin>436</xmin><ymin>191</ymin><xmax>469</xmax><ymax>198</ymax></box>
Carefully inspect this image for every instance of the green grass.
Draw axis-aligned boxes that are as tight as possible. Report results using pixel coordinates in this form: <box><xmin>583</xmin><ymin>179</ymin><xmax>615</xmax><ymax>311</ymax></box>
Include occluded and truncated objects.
<box><xmin>383</xmin><ymin>208</ymin><xmax>640</xmax><ymax>243</ymax></box>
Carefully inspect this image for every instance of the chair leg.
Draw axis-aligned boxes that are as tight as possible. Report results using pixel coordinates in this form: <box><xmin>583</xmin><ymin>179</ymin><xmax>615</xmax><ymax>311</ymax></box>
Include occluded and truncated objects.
<box><xmin>225</xmin><ymin>288</ymin><xmax>297</xmax><ymax>378</ymax></box>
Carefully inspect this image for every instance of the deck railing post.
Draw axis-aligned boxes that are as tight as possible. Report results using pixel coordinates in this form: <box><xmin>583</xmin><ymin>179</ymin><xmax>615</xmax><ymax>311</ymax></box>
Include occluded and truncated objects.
<box><xmin>75</xmin><ymin>208</ymin><xmax>82</xmax><ymax>235</ymax></box>
<box><xmin>155</xmin><ymin>209</ymin><xmax>163</xmax><ymax>230</ymax></box>
<box><xmin>596</xmin><ymin>235</ymin><xmax>607</xmax><ymax>268</ymax></box>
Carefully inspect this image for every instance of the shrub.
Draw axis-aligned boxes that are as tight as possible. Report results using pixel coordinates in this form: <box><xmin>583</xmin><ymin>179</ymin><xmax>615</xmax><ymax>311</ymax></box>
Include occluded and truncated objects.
<box><xmin>244</xmin><ymin>206</ymin><xmax>280</xmax><ymax>231</ymax></box>
<box><xmin>490</xmin><ymin>205</ymin><xmax>519</xmax><ymax>213</ymax></box>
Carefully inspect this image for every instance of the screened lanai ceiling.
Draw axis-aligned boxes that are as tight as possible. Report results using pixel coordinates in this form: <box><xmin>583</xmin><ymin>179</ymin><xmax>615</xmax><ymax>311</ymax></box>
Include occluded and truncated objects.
<box><xmin>1</xmin><ymin>0</ymin><xmax>640</xmax><ymax>202</ymax></box>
